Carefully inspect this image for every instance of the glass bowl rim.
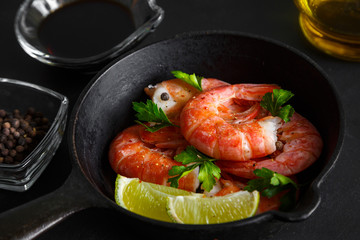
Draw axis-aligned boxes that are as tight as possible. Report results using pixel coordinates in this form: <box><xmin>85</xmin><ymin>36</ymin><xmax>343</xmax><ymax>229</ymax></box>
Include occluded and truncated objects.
<box><xmin>13</xmin><ymin>0</ymin><xmax>165</xmax><ymax>69</ymax></box>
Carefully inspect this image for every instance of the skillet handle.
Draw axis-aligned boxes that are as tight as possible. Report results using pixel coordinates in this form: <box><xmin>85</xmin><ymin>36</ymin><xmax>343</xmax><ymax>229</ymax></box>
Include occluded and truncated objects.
<box><xmin>0</xmin><ymin>169</ymin><xmax>107</xmax><ymax>240</ymax></box>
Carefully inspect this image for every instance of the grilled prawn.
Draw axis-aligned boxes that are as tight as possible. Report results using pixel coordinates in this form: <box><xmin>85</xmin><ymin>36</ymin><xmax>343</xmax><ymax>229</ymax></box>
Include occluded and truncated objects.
<box><xmin>216</xmin><ymin>112</ymin><xmax>323</xmax><ymax>178</ymax></box>
<box><xmin>180</xmin><ymin>84</ymin><xmax>281</xmax><ymax>161</ymax></box>
<box><xmin>109</xmin><ymin>125</ymin><xmax>199</xmax><ymax>192</ymax></box>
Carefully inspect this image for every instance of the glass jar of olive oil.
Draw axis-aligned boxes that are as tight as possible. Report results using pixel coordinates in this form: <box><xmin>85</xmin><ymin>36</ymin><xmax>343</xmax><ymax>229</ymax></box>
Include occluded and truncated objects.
<box><xmin>294</xmin><ymin>0</ymin><xmax>360</xmax><ymax>61</ymax></box>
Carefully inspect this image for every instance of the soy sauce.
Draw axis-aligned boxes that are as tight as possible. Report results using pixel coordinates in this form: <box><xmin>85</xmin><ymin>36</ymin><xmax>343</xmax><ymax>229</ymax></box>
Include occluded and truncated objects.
<box><xmin>38</xmin><ymin>0</ymin><xmax>135</xmax><ymax>58</ymax></box>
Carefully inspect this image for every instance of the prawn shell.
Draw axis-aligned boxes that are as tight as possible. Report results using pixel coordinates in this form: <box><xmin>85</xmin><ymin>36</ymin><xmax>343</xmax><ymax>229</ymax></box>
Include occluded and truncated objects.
<box><xmin>180</xmin><ymin>84</ymin><xmax>280</xmax><ymax>161</ymax></box>
<box><xmin>108</xmin><ymin>125</ymin><xmax>199</xmax><ymax>192</ymax></box>
<box><xmin>217</xmin><ymin>113</ymin><xmax>323</xmax><ymax>178</ymax></box>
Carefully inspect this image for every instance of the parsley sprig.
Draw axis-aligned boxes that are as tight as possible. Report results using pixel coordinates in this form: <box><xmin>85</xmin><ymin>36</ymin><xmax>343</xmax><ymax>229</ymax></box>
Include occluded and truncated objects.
<box><xmin>133</xmin><ymin>99</ymin><xmax>175</xmax><ymax>132</ymax></box>
<box><xmin>244</xmin><ymin>168</ymin><xmax>298</xmax><ymax>211</ymax></box>
<box><xmin>260</xmin><ymin>89</ymin><xmax>295</xmax><ymax>122</ymax></box>
<box><xmin>171</xmin><ymin>70</ymin><xmax>203</xmax><ymax>91</ymax></box>
<box><xmin>168</xmin><ymin>146</ymin><xmax>221</xmax><ymax>192</ymax></box>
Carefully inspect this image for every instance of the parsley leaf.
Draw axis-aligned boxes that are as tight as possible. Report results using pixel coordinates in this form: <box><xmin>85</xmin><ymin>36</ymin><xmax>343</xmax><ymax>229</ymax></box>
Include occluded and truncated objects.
<box><xmin>132</xmin><ymin>99</ymin><xmax>175</xmax><ymax>132</ymax></box>
<box><xmin>198</xmin><ymin>160</ymin><xmax>221</xmax><ymax>192</ymax></box>
<box><xmin>171</xmin><ymin>70</ymin><xmax>203</xmax><ymax>91</ymax></box>
<box><xmin>168</xmin><ymin>146</ymin><xmax>221</xmax><ymax>192</ymax></box>
<box><xmin>244</xmin><ymin>167</ymin><xmax>298</xmax><ymax>211</ymax></box>
<box><xmin>260</xmin><ymin>89</ymin><xmax>295</xmax><ymax>122</ymax></box>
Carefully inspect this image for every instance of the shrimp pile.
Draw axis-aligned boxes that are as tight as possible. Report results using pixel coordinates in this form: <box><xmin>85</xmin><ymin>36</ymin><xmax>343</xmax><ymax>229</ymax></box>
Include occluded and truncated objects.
<box><xmin>109</xmin><ymin>76</ymin><xmax>323</xmax><ymax>213</ymax></box>
<box><xmin>109</xmin><ymin>78</ymin><xmax>228</xmax><ymax>192</ymax></box>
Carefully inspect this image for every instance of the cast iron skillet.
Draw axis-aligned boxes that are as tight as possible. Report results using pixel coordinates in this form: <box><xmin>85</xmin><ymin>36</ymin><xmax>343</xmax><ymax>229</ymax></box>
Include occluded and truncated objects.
<box><xmin>0</xmin><ymin>31</ymin><xmax>344</xmax><ymax>240</ymax></box>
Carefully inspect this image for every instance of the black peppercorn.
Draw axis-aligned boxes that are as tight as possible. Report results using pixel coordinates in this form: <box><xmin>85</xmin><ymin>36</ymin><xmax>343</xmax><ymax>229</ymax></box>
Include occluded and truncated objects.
<box><xmin>15</xmin><ymin>145</ymin><xmax>24</xmax><ymax>153</ymax></box>
<box><xmin>0</xmin><ymin>110</ymin><xmax>6</xmax><ymax>118</ymax></box>
<box><xmin>11</xmin><ymin>118</ymin><xmax>20</xmax><ymax>128</ymax></box>
<box><xmin>1</xmin><ymin>149</ymin><xmax>9</xmax><ymax>156</ymax></box>
<box><xmin>160</xmin><ymin>92</ymin><xmax>170</xmax><ymax>101</ymax></box>
<box><xmin>13</xmin><ymin>131</ymin><xmax>20</xmax><ymax>138</ymax></box>
<box><xmin>0</xmin><ymin>108</ymin><xmax>50</xmax><ymax>164</ymax></box>
<box><xmin>3</xmin><ymin>122</ymin><xmax>10</xmax><ymax>129</ymax></box>
<box><xmin>9</xmin><ymin>149</ymin><xmax>16</xmax><ymax>158</ymax></box>
<box><xmin>5</xmin><ymin>140</ymin><xmax>14</xmax><ymax>149</ymax></box>
<box><xmin>18</xmin><ymin>136</ymin><xmax>26</xmax><ymax>146</ymax></box>
<box><xmin>2</xmin><ymin>128</ymin><xmax>10</xmax><ymax>136</ymax></box>
<box><xmin>20</xmin><ymin>120</ymin><xmax>29</xmax><ymax>129</ymax></box>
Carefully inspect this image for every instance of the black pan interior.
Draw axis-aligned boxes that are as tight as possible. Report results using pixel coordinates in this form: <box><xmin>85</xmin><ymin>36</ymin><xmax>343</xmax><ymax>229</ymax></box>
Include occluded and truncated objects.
<box><xmin>72</xmin><ymin>32</ymin><xmax>342</xmax><ymax>219</ymax></box>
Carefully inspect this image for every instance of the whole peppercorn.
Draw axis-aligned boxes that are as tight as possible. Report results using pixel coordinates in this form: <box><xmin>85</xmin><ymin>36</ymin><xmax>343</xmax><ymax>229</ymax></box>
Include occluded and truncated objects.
<box><xmin>2</xmin><ymin>128</ymin><xmax>10</xmax><ymax>136</ymax></box>
<box><xmin>0</xmin><ymin>108</ymin><xmax>50</xmax><ymax>164</ymax></box>
<box><xmin>3</xmin><ymin>122</ymin><xmax>10</xmax><ymax>129</ymax></box>
<box><xmin>9</xmin><ymin>127</ymin><xmax>15</xmax><ymax>134</ymax></box>
<box><xmin>13</xmin><ymin>131</ymin><xmax>20</xmax><ymax>138</ymax></box>
<box><xmin>1</xmin><ymin>148</ymin><xmax>9</xmax><ymax>156</ymax></box>
<box><xmin>18</xmin><ymin>136</ymin><xmax>26</xmax><ymax>146</ymax></box>
<box><xmin>11</xmin><ymin>118</ymin><xmax>20</xmax><ymax>128</ymax></box>
<box><xmin>0</xmin><ymin>109</ymin><xmax>6</xmax><ymax>118</ymax></box>
<box><xmin>5</xmin><ymin>140</ymin><xmax>14</xmax><ymax>149</ymax></box>
<box><xmin>15</xmin><ymin>145</ymin><xmax>24</xmax><ymax>153</ymax></box>
<box><xmin>9</xmin><ymin>149</ymin><xmax>16</xmax><ymax>158</ymax></box>
<box><xmin>20</xmin><ymin>120</ymin><xmax>29</xmax><ymax>129</ymax></box>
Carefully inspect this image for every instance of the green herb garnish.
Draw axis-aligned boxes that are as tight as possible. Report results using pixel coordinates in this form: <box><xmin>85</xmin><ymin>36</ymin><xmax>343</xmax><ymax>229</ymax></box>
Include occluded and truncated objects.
<box><xmin>171</xmin><ymin>70</ymin><xmax>203</xmax><ymax>91</ymax></box>
<box><xmin>168</xmin><ymin>146</ymin><xmax>221</xmax><ymax>192</ymax></box>
<box><xmin>133</xmin><ymin>99</ymin><xmax>175</xmax><ymax>132</ymax></box>
<box><xmin>260</xmin><ymin>89</ymin><xmax>295</xmax><ymax>122</ymax></box>
<box><xmin>244</xmin><ymin>167</ymin><xmax>298</xmax><ymax>211</ymax></box>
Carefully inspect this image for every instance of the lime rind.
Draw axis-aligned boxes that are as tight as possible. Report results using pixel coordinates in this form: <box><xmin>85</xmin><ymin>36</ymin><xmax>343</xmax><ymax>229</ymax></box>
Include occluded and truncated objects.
<box><xmin>115</xmin><ymin>175</ymin><xmax>259</xmax><ymax>224</ymax></box>
<box><xmin>114</xmin><ymin>175</ymin><xmax>202</xmax><ymax>222</ymax></box>
<box><xmin>166</xmin><ymin>190</ymin><xmax>260</xmax><ymax>224</ymax></box>
<box><xmin>114</xmin><ymin>175</ymin><xmax>131</xmax><ymax>207</ymax></box>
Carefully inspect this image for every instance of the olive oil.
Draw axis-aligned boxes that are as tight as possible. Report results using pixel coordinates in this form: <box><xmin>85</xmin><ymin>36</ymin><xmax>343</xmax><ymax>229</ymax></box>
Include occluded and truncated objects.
<box><xmin>38</xmin><ymin>0</ymin><xmax>135</xmax><ymax>58</ymax></box>
<box><xmin>295</xmin><ymin>0</ymin><xmax>360</xmax><ymax>61</ymax></box>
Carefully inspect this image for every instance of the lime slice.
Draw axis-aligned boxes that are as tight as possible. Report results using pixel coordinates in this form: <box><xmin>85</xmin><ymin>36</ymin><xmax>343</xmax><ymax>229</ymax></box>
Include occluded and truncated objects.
<box><xmin>166</xmin><ymin>190</ymin><xmax>260</xmax><ymax>224</ymax></box>
<box><xmin>115</xmin><ymin>175</ymin><xmax>202</xmax><ymax>222</ymax></box>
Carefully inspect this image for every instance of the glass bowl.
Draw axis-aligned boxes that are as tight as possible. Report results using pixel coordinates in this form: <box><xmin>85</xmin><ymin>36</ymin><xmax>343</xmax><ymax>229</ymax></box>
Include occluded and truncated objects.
<box><xmin>14</xmin><ymin>0</ymin><xmax>164</xmax><ymax>70</ymax></box>
<box><xmin>0</xmin><ymin>78</ymin><xmax>68</xmax><ymax>191</ymax></box>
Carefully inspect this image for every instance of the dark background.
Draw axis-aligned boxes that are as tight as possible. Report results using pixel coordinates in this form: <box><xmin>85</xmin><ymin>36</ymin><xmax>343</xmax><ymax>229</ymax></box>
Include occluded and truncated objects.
<box><xmin>0</xmin><ymin>0</ymin><xmax>359</xmax><ymax>239</ymax></box>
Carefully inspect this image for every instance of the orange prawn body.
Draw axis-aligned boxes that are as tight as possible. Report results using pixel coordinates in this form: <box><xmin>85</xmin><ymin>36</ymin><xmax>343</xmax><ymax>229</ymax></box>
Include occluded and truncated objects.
<box><xmin>180</xmin><ymin>84</ymin><xmax>281</xmax><ymax>161</ymax></box>
<box><xmin>216</xmin><ymin>113</ymin><xmax>323</xmax><ymax>178</ymax></box>
<box><xmin>109</xmin><ymin>125</ymin><xmax>199</xmax><ymax>192</ymax></box>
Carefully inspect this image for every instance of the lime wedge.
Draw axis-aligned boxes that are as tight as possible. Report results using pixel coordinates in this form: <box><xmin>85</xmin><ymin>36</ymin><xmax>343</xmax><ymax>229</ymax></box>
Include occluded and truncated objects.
<box><xmin>166</xmin><ymin>190</ymin><xmax>260</xmax><ymax>224</ymax></box>
<box><xmin>115</xmin><ymin>175</ymin><xmax>202</xmax><ymax>222</ymax></box>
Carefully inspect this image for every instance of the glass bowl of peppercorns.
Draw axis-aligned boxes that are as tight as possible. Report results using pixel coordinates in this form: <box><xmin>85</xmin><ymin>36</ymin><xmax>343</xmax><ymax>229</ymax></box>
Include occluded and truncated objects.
<box><xmin>0</xmin><ymin>78</ymin><xmax>68</xmax><ymax>191</ymax></box>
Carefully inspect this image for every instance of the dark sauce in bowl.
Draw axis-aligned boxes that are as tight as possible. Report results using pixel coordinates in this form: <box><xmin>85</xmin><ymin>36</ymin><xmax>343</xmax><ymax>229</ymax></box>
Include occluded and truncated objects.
<box><xmin>38</xmin><ymin>0</ymin><xmax>135</xmax><ymax>58</ymax></box>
